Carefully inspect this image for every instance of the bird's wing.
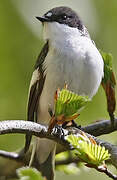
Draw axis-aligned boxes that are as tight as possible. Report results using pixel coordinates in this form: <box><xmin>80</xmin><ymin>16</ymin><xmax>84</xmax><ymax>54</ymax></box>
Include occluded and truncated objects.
<box><xmin>24</xmin><ymin>41</ymin><xmax>49</xmax><ymax>154</ymax></box>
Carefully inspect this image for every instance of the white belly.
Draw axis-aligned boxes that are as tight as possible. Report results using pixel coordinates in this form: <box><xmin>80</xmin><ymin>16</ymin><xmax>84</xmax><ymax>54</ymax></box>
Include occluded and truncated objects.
<box><xmin>37</xmin><ymin>37</ymin><xmax>104</xmax><ymax>125</ymax></box>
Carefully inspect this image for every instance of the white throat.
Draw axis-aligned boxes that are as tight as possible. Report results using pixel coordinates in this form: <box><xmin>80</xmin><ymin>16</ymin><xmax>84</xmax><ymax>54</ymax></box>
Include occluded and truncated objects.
<box><xmin>43</xmin><ymin>22</ymin><xmax>82</xmax><ymax>44</ymax></box>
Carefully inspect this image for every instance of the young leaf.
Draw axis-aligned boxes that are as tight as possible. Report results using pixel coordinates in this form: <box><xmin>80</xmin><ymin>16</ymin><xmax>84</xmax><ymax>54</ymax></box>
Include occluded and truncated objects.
<box><xmin>17</xmin><ymin>167</ymin><xmax>44</xmax><ymax>180</ymax></box>
<box><xmin>48</xmin><ymin>88</ymin><xmax>90</xmax><ymax>130</ymax></box>
<box><xmin>100</xmin><ymin>50</ymin><xmax>113</xmax><ymax>85</ymax></box>
<box><xmin>54</xmin><ymin>89</ymin><xmax>90</xmax><ymax>118</ymax></box>
<box><xmin>100</xmin><ymin>50</ymin><xmax>116</xmax><ymax>121</ymax></box>
<box><xmin>66</xmin><ymin>134</ymin><xmax>110</xmax><ymax>166</ymax></box>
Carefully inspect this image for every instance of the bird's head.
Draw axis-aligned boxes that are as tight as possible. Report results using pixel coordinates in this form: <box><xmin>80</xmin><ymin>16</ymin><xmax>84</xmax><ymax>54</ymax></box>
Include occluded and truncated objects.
<box><xmin>36</xmin><ymin>6</ymin><xmax>88</xmax><ymax>41</ymax></box>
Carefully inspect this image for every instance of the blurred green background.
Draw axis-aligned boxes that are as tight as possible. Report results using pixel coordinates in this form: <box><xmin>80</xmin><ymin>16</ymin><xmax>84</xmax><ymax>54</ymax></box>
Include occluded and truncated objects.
<box><xmin>0</xmin><ymin>0</ymin><xmax>117</xmax><ymax>179</ymax></box>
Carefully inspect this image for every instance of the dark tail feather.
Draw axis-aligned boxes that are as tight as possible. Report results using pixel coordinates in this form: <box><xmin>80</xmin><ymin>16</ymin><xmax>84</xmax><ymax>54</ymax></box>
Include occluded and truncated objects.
<box><xmin>34</xmin><ymin>150</ymin><xmax>55</xmax><ymax>180</ymax></box>
<box><xmin>24</xmin><ymin>134</ymin><xmax>32</xmax><ymax>153</ymax></box>
<box><xmin>18</xmin><ymin>134</ymin><xmax>32</xmax><ymax>157</ymax></box>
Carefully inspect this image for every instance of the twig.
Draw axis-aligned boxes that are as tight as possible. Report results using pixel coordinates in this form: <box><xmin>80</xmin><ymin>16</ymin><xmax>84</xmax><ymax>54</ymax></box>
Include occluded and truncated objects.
<box><xmin>0</xmin><ymin>150</ymin><xmax>19</xmax><ymax>160</ymax></box>
<box><xmin>82</xmin><ymin>118</ymin><xmax>117</xmax><ymax>136</ymax></box>
<box><xmin>85</xmin><ymin>163</ymin><xmax>117</xmax><ymax>180</ymax></box>
<box><xmin>96</xmin><ymin>166</ymin><xmax>117</xmax><ymax>180</ymax></box>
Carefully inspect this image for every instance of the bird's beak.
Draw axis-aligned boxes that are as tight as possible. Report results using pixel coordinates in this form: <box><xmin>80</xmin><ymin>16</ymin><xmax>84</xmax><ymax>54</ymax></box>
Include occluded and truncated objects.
<box><xmin>36</xmin><ymin>16</ymin><xmax>50</xmax><ymax>22</ymax></box>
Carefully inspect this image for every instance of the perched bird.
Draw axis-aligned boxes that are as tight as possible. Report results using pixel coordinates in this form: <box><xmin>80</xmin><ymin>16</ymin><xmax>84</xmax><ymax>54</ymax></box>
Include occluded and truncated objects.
<box><xmin>24</xmin><ymin>6</ymin><xmax>104</xmax><ymax>180</ymax></box>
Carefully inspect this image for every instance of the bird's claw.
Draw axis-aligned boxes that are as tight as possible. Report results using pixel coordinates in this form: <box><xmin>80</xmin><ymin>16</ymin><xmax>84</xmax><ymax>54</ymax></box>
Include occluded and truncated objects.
<box><xmin>51</xmin><ymin>124</ymin><xmax>65</xmax><ymax>139</ymax></box>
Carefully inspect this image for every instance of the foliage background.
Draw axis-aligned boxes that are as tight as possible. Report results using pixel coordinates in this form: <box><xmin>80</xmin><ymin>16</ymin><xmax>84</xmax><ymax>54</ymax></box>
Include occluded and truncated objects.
<box><xmin>0</xmin><ymin>0</ymin><xmax>117</xmax><ymax>179</ymax></box>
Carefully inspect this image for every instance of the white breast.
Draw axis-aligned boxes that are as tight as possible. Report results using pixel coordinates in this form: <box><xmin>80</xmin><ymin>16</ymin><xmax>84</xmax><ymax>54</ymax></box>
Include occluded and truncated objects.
<box><xmin>37</xmin><ymin>22</ymin><xmax>104</xmax><ymax>125</ymax></box>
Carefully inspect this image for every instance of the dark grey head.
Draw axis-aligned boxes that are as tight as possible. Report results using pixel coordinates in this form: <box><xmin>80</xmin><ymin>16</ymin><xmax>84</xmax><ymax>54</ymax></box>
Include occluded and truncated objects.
<box><xmin>36</xmin><ymin>6</ymin><xmax>83</xmax><ymax>31</ymax></box>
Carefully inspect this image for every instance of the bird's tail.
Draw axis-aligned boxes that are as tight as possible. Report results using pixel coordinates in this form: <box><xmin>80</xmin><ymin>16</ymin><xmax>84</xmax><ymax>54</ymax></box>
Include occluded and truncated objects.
<box><xmin>30</xmin><ymin>138</ymin><xmax>56</xmax><ymax>180</ymax></box>
<box><xmin>29</xmin><ymin>137</ymin><xmax>37</xmax><ymax>167</ymax></box>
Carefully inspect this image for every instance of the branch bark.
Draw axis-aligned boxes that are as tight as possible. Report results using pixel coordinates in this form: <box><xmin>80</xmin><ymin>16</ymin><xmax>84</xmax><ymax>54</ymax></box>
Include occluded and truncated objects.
<box><xmin>82</xmin><ymin>118</ymin><xmax>117</xmax><ymax>136</ymax></box>
<box><xmin>0</xmin><ymin>118</ymin><xmax>117</xmax><ymax>139</ymax></box>
<box><xmin>0</xmin><ymin>119</ymin><xmax>117</xmax><ymax>179</ymax></box>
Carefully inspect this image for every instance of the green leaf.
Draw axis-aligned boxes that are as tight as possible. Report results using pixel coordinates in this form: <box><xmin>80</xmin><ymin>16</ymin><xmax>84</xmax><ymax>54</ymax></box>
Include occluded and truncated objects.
<box><xmin>100</xmin><ymin>50</ymin><xmax>114</xmax><ymax>86</ymax></box>
<box><xmin>56</xmin><ymin>164</ymin><xmax>80</xmax><ymax>175</ymax></box>
<box><xmin>55</xmin><ymin>151</ymin><xmax>69</xmax><ymax>161</ymax></box>
<box><xmin>66</xmin><ymin>134</ymin><xmax>110</xmax><ymax>166</ymax></box>
<box><xmin>55</xmin><ymin>89</ymin><xmax>90</xmax><ymax>117</ymax></box>
<box><xmin>17</xmin><ymin>167</ymin><xmax>44</xmax><ymax>180</ymax></box>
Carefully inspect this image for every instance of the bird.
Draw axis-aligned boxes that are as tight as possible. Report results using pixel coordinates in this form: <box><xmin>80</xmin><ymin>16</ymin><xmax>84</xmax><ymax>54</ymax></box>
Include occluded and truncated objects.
<box><xmin>23</xmin><ymin>6</ymin><xmax>104</xmax><ymax>180</ymax></box>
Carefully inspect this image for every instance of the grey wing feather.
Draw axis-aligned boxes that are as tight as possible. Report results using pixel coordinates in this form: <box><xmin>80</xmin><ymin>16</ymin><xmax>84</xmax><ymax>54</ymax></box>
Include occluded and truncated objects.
<box><xmin>24</xmin><ymin>41</ymin><xmax>49</xmax><ymax>153</ymax></box>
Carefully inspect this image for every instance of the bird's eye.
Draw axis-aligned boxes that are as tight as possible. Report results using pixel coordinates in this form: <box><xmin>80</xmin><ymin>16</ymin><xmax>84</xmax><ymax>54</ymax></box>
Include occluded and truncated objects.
<box><xmin>62</xmin><ymin>15</ymin><xmax>67</xmax><ymax>20</ymax></box>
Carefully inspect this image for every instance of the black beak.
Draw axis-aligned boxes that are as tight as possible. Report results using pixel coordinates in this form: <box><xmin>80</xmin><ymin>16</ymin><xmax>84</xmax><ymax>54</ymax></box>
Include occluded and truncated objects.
<box><xmin>36</xmin><ymin>16</ymin><xmax>50</xmax><ymax>22</ymax></box>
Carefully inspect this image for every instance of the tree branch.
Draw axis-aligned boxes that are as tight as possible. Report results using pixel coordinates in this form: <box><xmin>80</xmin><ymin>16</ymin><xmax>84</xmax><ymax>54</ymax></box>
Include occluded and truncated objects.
<box><xmin>82</xmin><ymin>118</ymin><xmax>117</xmax><ymax>136</ymax></box>
<box><xmin>0</xmin><ymin>118</ymin><xmax>117</xmax><ymax>139</ymax></box>
<box><xmin>0</xmin><ymin>120</ymin><xmax>70</xmax><ymax>149</ymax></box>
<box><xmin>0</xmin><ymin>119</ymin><xmax>117</xmax><ymax>179</ymax></box>
<box><xmin>0</xmin><ymin>120</ymin><xmax>116</xmax><ymax>162</ymax></box>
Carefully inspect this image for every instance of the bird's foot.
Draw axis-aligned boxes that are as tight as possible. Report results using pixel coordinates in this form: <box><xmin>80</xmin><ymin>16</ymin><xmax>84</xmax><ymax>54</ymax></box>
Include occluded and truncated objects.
<box><xmin>51</xmin><ymin>124</ymin><xmax>67</xmax><ymax>139</ymax></box>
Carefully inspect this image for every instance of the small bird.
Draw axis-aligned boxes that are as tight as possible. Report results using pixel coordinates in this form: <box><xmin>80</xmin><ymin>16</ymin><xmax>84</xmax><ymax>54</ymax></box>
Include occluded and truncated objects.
<box><xmin>24</xmin><ymin>6</ymin><xmax>104</xmax><ymax>180</ymax></box>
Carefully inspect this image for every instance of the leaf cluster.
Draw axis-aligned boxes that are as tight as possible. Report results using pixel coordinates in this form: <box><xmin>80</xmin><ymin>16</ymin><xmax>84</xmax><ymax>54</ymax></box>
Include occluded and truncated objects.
<box><xmin>66</xmin><ymin>134</ymin><xmax>110</xmax><ymax>166</ymax></box>
<box><xmin>55</xmin><ymin>89</ymin><xmax>90</xmax><ymax>118</ymax></box>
